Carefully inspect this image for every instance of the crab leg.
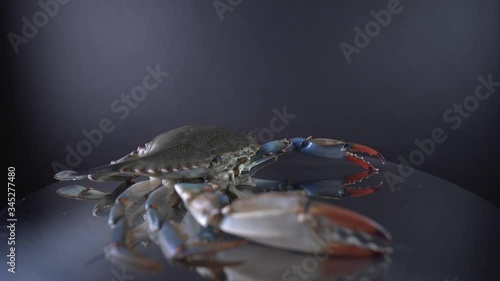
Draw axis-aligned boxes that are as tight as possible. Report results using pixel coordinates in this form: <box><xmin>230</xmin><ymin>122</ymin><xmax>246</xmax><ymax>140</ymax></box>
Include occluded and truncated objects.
<box><xmin>53</xmin><ymin>149</ymin><xmax>141</xmax><ymax>182</ymax></box>
<box><xmin>251</xmin><ymin>170</ymin><xmax>382</xmax><ymax>199</ymax></box>
<box><xmin>105</xmin><ymin>214</ymin><xmax>162</xmax><ymax>271</ymax></box>
<box><xmin>108</xmin><ymin>178</ymin><xmax>160</xmax><ymax>225</ymax></box>
<box><xmin>148</xmin><ymin>183</ymin><xmax>244</xmax><ymax>266</ymax></box>
<box><xmin>56</xmin><ymin>181</ymin><xmax>137</xmax><ymax>217</ymax></box>
<box><xmin>54</xmin><ymin>169</ymin><xmax>136</xmax><ymax>182</ymax></box>
<box><xmin>106</xmin><ymin>182</ymin><xmax>244</xmax><ymax>271</ymax></box>
<box><xmin>105</xmin><ymin>182</ymin><xmax>172</xmax><ymax>271</ymax></box>
<box><xmin>92</xmin><ymin>181</ymin><xmax>135</xmax><ymax>217</ymax></box>
<box><xmin>251</xmin><ymin>138</ymin><xmax>385</xmax><ymax>171</ymax></box>
<box><xmin>105</xmin><ymin>178</ymin><xmax>162</xmax><ymax>270</ymax></box>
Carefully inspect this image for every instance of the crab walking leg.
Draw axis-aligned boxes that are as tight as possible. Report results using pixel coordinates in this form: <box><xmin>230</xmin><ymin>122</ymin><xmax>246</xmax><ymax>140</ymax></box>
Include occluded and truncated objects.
<box><xmin>250</xmin><ymin>138</ymin><xmax>385</xmax><ymax>171</ymax></box>
<box><xmin>146</xmin><ymin>182</ymin><xmax>194</xmax><ymax>258</ymax></box>
<box><xmin>92</xmin><ymin>181</ymin><xmax>135</xmax><ymax>217</ymax></box>
<box><xmin>105</xmin><ymin>182</ymin><xmax>244</xmax><ymax>271</ymax></box>
<box><xmin>56</xmin><ymin>181</ymin><xmax>147</xmax><ymax>220</ymax></box>
<box><xmin>105</xmin><ymin>183</ymin><xmax>172</xmax><ymax>271</ymax></box>
<box><xmin>105</xmin><ymin>215</ymin><xmax>162</xmax><ymax>271</ymax></box>
<box><xmin>146</xmin><ymin>183</ymin><xmax>242</xmax><ymax>264</ymax></box>
<box><xmin>104</xmin><ymin>179</ymin><xmax>163</xmax><ymax>271</ymax></box>
<box><xmin>56</xmin><ymin>181</ymin><xmax>139</xmax><ymax>216</ymax></box>
<box><xmin>54</xmin><ymin>168</ymin><xmax>136</xmax><ymax>182</ymax></box>
<box><xmin>108</xmin><ymin>178</ymin><xmax>161</xmax><ymax>226</ymax></box>
<box><xmin>131</xmin><ymin>221</ymin><xmax>150</xmax><ymax>244</ymax></box>
<box><xmin>101</xmin><ymin>221</ymin><xmax>162</xmax><ymax>268</ymax></box>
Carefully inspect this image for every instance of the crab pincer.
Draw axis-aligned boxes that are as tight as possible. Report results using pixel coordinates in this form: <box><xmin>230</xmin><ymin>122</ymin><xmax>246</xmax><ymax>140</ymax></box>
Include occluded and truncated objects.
<box><xmin>251</xmin><ymin>137</ymin><xmax>385</xmax><ymax>171</ymax></box>
<box><xmin>289</xmin><ymin>138</ymin><xmax>385</xmax><ymax>171</ymax></box>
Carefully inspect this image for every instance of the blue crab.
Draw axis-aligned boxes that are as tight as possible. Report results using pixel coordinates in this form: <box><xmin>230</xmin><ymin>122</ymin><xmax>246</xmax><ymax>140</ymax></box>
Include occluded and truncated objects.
<box><xmin>55</xmin><ymin>125</ymin><xmax>390</xmax><ymax>271</ymax></box>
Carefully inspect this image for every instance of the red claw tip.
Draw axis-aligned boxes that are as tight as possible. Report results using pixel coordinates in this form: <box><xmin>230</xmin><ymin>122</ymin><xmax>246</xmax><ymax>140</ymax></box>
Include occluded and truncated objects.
<box><xmin>349</xmin><ymin>143</ymin><xmax>385</xmax><ymax>164</ymax></box>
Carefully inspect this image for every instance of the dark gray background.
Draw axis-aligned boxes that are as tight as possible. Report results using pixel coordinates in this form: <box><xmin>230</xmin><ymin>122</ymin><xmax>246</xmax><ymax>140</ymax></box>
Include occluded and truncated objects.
<box><xmin>3</xmin><ymin>0</ymin><xmax>500</xmax><ymax>205</ymax></box>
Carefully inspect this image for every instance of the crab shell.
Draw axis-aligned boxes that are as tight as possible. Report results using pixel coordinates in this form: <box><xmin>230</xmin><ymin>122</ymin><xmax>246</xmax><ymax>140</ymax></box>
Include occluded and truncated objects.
<box><xmin>71</xmin><ymin>125</ymin><xmax>262</xmax><ymax>182</ymax></box>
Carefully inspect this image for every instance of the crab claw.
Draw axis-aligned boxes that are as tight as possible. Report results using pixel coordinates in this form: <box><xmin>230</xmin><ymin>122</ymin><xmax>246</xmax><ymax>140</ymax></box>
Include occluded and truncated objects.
<box><xmin>218</xmin><ymin>191</ymin><xmax>392</xmax><ymax>257</ymax></box>
<box><xmin>290</xmin><ymin>138</ymin><xmax>385</xmax><ymax>171</ymax></box>
<box><xmin>344</xmin><ymin>142</ymin><xmax>385</xmax><ymax>171</ymax></box>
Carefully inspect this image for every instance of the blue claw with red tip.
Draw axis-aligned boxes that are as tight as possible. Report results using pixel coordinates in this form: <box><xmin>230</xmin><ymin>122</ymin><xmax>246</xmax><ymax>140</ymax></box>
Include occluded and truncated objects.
<box><xmin>253</xmin><ymin>137</ymin><xmax>385</xmax><ymax>171</ymax></box>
